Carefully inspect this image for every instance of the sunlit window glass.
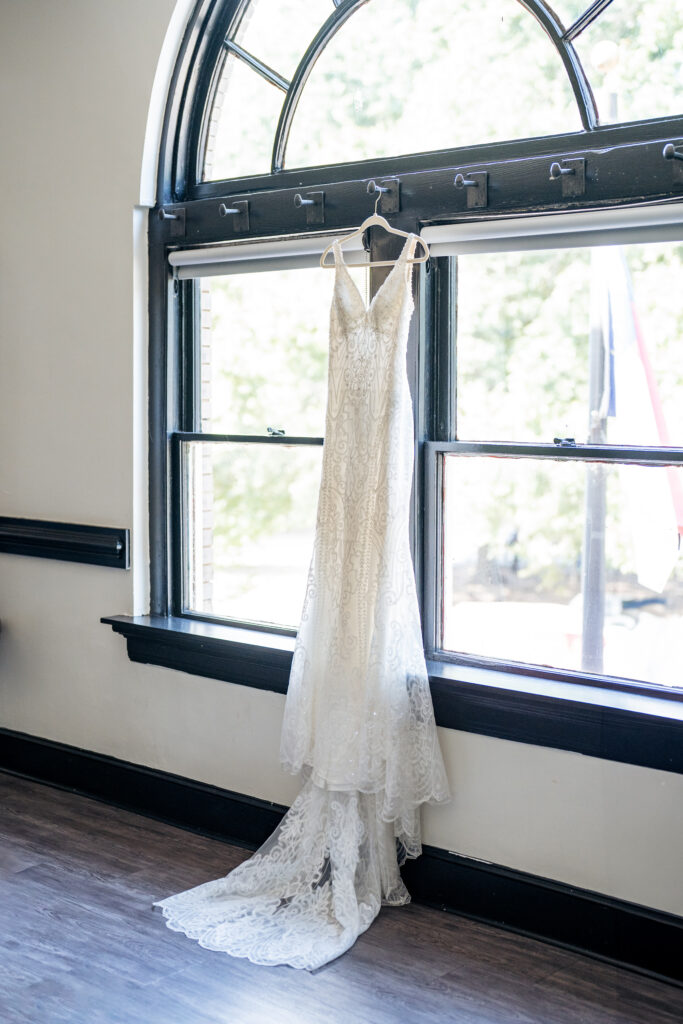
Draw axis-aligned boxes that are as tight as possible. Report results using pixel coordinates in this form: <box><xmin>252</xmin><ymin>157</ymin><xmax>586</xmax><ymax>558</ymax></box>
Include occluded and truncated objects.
<box><xmin>456</xmin><ymin>243</ymin><xmax>683</xmax><ymax>448</ymax></box>
<box><xmin>202</xmin><ymin>53</ymin><xmax>285</xmax><ymax>180</ymax></box>
<box><xmin>286</xmin><ymin>0</ymin><xmax>581</xmax><ymax>169</ymax></box>
<box><xmin>183</xmin><ymin>441</ymin><xmax>323</xmax><ymax>627</ymax></box>
<box><xmin>549</xmin><ymin>1</ymin><xmax>590</xmax><ymax>28</ymax></box>
<box><xmin>574</xmin><ymin>0</ymin><xmax>683</xmax><ymax>124</ymax></box>
<box><xmin>191</xmin><ymin>264</ymin><xmax>367</xmax><ymax>628</ymax></box>
<box><xmin>199</xmin><ymin>265</ymin><xmax>366</xmax><ymax>438</ymax></box>
<box><xmin>236</xmin><ymin>0</ymin><xmax>320</xmax><ymax>82</ymax></box>
<box><xmin>442</xmin><ymin>456</ymin><xmax>683</xmax><ymax>689</ymax></box>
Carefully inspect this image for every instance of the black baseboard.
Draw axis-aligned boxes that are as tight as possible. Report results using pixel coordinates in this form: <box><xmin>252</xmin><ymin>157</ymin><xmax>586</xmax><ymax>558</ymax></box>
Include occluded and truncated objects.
<box><xmin>1</xmin><ymin>726</ymin><xmax>680</xmax><ymax>987</ymax></box>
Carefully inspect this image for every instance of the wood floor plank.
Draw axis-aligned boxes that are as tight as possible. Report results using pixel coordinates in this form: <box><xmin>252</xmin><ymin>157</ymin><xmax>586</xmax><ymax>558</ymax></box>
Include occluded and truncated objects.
<box><xmin>1</xmin><ymin>772</ymin><xmax>681</xmax><ymax>1024</ymax></box>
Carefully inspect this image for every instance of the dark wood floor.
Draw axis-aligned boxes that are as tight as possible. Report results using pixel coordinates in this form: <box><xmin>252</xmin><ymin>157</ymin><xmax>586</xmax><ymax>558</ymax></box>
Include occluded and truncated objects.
<box><xmin>1</xmin><ymin>772</ymin><xmax>681</xmax><ymax>1024</ymax></box>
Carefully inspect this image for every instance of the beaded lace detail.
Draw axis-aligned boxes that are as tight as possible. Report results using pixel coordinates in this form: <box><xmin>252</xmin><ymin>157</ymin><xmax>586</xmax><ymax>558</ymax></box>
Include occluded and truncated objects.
<box><xmin>154</xmin><ymin>234</ymin><xmax>450</xmax><ymax>970</ymax></box>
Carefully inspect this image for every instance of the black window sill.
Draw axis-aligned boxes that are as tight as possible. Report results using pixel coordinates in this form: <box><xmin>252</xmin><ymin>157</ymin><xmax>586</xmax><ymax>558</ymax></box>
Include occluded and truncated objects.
<box><xmin>102</xmin><ymin>615</ymin><xmax>683</xmax><ymax>776</ymax></box>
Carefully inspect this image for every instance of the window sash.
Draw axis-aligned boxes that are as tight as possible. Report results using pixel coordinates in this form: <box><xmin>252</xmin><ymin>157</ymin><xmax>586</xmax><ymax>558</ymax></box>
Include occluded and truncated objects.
<box><xmin>423</xmin><ymin>442</ymin><xmax>683</xmax><ymax>694</ymax></box>
<box><xmin>170</xmin><ymin>431</ymin><xmax>323</xmax><ymax>625</ymax></box>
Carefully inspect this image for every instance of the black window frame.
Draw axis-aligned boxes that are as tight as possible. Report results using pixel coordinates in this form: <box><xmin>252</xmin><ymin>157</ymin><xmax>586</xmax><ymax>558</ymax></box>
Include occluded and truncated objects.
<box><xmin>105</xmin><ymin>0</ymin><xmax>683</xmax><ymax>775</ymax></box>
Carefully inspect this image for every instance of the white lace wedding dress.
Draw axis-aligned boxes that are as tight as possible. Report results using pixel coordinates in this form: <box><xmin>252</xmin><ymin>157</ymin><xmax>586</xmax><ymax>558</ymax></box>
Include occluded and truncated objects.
<box><xmin>154</xmin><ymin>233</ymin><xmax>450</xmax><ymax>970</ymax></box>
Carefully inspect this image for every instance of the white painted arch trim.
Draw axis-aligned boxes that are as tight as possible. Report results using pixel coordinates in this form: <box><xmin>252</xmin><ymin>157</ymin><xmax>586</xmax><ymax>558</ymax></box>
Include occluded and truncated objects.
<box><xmin>139</xmin><ymin>0</ymin><xmax>197</xmax><ymax>208</ymax></box>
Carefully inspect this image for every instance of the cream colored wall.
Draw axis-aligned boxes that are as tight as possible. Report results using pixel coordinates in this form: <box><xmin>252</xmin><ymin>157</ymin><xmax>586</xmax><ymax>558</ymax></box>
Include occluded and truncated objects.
<box><xmin>1</xmin><ymin>0</ymin><xmax>681</xmax><ymax>919</ymax></box>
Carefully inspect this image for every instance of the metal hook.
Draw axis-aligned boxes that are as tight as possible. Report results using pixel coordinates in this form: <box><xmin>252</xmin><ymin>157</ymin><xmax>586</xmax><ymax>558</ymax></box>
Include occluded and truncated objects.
<box><xmin>293</xmin><ymin>191</ymin><xmax>325</xmax><ymax>224</ymax></box>
<box><xmin>549</xmin><ymin>158</ymin><xmax>585</xmax><ymax>196</ymax></box>
<box><xmin>157</xmin><ymin>206</ymin><xmax>185</xmax><ymax>236</ymax></box>
<box><xmin>366</xmin><ymin>178</ymin><xmax>400</xmax><ymax>214</ymax></box>
<box><xmin>218</xmin><ymin>200</ymin><xmax>250</xmax><ymax>231</ymax></box>
<box><xmin>367</xmin><ymin>179</ymin><xmax>389</xmax><ymax>215</ymax></box>
<box><xmin>453</xmin><ymin>170</ymin><xmax>488</xmax><ymax>209</ymax></box>
<box><xmin>549</xmin><ymin>162</ymin><xmax>575</xmax><ymax>180</ymax></box>
<box><xmin>663</xmin><ymin>142</ymin><xmax>683</xmax><ymax>162</ymax></box>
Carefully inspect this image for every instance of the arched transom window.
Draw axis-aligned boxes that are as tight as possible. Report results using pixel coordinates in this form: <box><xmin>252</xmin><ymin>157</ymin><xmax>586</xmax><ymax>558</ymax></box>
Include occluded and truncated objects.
<box><xmin>199</xmin><ymin>0</ymin><xmax>682</xmax><ymax>183</ymax></box>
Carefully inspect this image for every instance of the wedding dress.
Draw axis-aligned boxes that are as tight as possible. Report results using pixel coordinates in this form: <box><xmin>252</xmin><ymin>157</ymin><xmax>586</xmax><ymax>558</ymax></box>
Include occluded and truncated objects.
<box><xmin>154</xmin><ymin>233</ymin><xmax>450</xmax><ymax>970</ymax></box>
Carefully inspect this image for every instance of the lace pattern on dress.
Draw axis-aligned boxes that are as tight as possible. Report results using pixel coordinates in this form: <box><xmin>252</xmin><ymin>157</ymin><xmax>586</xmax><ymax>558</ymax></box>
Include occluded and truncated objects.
<box><xmin>154</xmin><ymin>233</ymin><xmax>450</xmax><ymax>970</ymax></box>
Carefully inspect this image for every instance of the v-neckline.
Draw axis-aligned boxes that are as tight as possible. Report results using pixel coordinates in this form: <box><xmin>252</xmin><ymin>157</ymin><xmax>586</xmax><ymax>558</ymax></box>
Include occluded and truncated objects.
<box><xmin>333</xmin><ymin>233</ymin><xmax>415</xmax><ymax>317</ymax></box>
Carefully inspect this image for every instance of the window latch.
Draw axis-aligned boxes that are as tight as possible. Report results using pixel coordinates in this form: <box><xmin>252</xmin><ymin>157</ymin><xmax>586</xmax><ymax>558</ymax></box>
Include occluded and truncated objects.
<box><xmin>553</xmin><ymin>436</ymin><xmax>576</xmax><ymax>447</ymax></box>
<box><xmin>267</xmin><ymin>426</ymin><xmax>285</xmax><ymax>436</ymax></box>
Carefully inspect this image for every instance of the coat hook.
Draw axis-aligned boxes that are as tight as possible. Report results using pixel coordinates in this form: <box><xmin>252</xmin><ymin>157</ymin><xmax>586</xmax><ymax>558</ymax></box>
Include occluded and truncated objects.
<box><xmin>454</xmin><ymin>173</ymin><xmax>477</xmax><ymax>189</ymax></box>
<box><xmin>663</xmin><ymin>142</ymin><xmax>683</xmax><ymax>162</ymax></box>
<box><xmin>453</xmin><ymin>170</ymin><xmax>488</xmax><ymax>209</ymax></box>
<box><xmin>549</xmin><ymin>162</ymin><xmax>575</xmax><ymax>180</ymax></box>
<box><xmin>294</xmin><ymin>191</ymin><xmax>325</xmax><ymax>225</ymax></box>
<box><xmin>663</xmin><ymin>141</ymin><xmax>683</xmax><ymax>184</ymax></box>
<box><xmin>366</xmin><ymin>178</ymin><xmax>400</xmax><ymax>214</ymax></box>
<box><xmin>157</xmin><ymin>206</ymin><xmax>185</xmax><ymax>236</ymax></box>
<box><xmin>549</xmin><ymin>158</ymin><xmax>585</xmax><ymax>197</ymax></box>
<box><xmin>217</xmin><ymin>200</ymin><xmax>250</xmax><ymax>232</ymax></box>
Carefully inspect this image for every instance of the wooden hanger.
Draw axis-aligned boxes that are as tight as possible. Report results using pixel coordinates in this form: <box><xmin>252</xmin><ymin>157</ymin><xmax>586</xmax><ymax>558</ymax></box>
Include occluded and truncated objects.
<box><xmin>320</xmin><ymin>181</ymin><xmax>429</xmax><ymax>269</ymax></box>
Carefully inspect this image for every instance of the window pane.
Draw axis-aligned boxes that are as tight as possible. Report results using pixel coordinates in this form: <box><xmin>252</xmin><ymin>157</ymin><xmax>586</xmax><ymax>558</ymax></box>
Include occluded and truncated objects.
<box><xmin>286</xmin><ymin>0</ymin><xmax>581</xmax><ymax>169</ymax></box>
<box><xmin>200</xmin><ymin>264</ymin><xmax>367</xmax><ymax>437</ymax></box>
<box><xmin>202</xmin><ymin>54</ymin><xmax>285</xmax><ymax>181</ymax></box>
<box><xmin>442</xmin><ymin>455</ymin><xmax>683</xmax><ymax>689</ymax></box>
<box><xmin>236</xmin><ymin>0</ymin><xmax>324</xmax><ymax>82</ymax></box>
<box><xmin>456</xmin><ymin>243</ymin><xmax>683</xmax><ymax>447</ymax></box>
<box><xmin>182</xmin><ymin>440</ymin><xmax>322</xmax><ymax>627</ymax></box>
<box><xmin>574</xmin><ymin>0</ymin><xmax>683</xmax><ymax>124</ymax></box>
<box><xmin>551</xmin><ymin>1</ymin><xmax>590</xmax><ymax>27</ymax></box>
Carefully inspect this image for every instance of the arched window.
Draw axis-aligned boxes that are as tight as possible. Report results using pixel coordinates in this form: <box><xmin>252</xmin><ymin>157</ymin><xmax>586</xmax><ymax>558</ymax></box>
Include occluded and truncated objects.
<box><xmin>139</xmin><ymin>0</ymin><xmax>683</xmax><ymax>713</ymax></box>
<box><xmin>187</xmin><ymin>0</ymin><xmax>683</xmax><ymax>189</ymax></box>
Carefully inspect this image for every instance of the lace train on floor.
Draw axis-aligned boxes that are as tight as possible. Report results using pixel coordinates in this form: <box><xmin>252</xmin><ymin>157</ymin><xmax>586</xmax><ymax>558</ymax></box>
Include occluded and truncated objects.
<box><xmin>153</xmin><ymin>773</ymin><xmax>414</xmax><ymax>971</ymax></box>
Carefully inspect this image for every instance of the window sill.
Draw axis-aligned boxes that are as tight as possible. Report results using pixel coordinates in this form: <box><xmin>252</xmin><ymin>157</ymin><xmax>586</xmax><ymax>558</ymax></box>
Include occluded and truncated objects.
<box><xmin>102</xmin><ymin>614</ymin><xmax>294</xmax><ymax>694</ymax></box>
<box><xmin>103</xmin><ymin>615</ymin><xmax>683</xmax><ymax>775</ymax></box>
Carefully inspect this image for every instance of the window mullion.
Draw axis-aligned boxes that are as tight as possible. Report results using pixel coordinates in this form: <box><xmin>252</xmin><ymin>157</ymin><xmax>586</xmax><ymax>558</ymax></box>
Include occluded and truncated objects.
<box><xmin>169</xmin><ymin>432</ymin><xmax>185</xmax><ymax>617</ymax></box>
<box><xmin>179</xmin><ymin>279</ymin><xmax>201</xmax><ymax>433</ymax></box>
<box><xmin>422</xmin><ymin>446</ymin><xmax>443</xmax><ymax>657</ymax></box>
<box><xmin>431</xmin><ymin>257</ymin><xmax>457</xmax><ymax>443</ymax></box>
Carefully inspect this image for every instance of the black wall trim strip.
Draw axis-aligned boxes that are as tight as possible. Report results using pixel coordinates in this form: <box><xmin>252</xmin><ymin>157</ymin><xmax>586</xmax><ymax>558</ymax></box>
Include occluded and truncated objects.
<box><xmin>0</xmin><ymin>517</ymin><xmax>129</xmax><ymax>569</ymax></box>
<box><xmin>102</xmin><ymin>615</ymin><xmax>683</xmax><ymax>775</ymax></box>
<box><xmin>1</xmin><ymin>727</ymin><xmax>681</xmax><ymax>986</ymax></box>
